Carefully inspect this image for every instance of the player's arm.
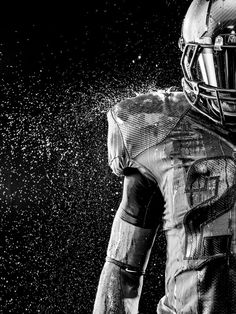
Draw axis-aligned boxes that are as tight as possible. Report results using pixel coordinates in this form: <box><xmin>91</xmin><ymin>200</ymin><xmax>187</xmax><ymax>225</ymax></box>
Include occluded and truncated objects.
<box><xmin>93</xmin><ymin>168</ymin><xmax>163</xmax><ymax>314</ymax></box>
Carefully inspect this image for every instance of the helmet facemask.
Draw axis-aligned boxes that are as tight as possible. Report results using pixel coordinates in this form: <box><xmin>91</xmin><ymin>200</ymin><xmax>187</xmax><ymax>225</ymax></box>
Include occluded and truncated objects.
<box><xmin>180</xmin><ymin>35</ymin><xmax>236</xmax><ymax>126</ymax></box>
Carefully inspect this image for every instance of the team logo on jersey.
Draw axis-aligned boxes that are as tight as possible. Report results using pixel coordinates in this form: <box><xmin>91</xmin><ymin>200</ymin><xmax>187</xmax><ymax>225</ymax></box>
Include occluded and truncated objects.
<box><xmin>184</xmin><ymin>157</ymin><xmax>236</xmax><ymax>260</ymax></box>
<box><xmin>185</xmin><ymin>157</ymin><xmax>236</xmax><ymax>208</ymax></box>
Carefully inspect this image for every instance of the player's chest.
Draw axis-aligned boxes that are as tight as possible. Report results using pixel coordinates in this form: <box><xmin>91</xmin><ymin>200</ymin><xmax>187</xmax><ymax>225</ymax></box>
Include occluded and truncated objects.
<box><xmin>168</xmin><ymin>121</ymin><xmax>235</xmax><ymax>161</ymax></box>
<box><xmin>166</xmin><ymin>121</ymin><xmax>236</xmax><ymax>208</ymax></box>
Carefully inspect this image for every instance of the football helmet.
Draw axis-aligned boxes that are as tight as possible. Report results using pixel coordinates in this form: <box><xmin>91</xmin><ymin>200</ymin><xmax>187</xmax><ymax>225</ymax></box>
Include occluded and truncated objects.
<box><xmin>179</xmin><ymin>0</ymin><xmax>236</xmax><ymax>127</ymax></box>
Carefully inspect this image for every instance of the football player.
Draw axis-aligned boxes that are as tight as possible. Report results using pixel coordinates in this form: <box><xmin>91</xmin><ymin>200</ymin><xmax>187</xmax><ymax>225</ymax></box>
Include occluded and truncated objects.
<box><xmin>93</xmin><ymin>0</ymin><xmax>236</xmax><ymax>313</ymax></box>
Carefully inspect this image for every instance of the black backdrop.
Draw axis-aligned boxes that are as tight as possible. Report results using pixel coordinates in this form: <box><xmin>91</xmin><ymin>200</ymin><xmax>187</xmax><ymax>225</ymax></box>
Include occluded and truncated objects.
<box><xmin>1</xmin><ymin>1</ymin><xmax>191</xmax><ymax>313</ymax></box>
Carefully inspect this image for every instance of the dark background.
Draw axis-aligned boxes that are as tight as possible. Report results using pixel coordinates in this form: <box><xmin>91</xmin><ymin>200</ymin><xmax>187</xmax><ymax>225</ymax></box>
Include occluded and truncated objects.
<box><xmin>1</xmin><ymin>1</ymin><xmax>190</xmax><ymax>313</ymax></box>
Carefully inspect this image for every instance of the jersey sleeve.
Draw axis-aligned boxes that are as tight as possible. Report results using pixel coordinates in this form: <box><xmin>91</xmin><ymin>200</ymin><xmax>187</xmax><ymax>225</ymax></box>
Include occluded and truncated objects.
<box><xmin>107</xmin><ymin>109</ymin><xmax>131</xmax><ymax>176</ymax></box>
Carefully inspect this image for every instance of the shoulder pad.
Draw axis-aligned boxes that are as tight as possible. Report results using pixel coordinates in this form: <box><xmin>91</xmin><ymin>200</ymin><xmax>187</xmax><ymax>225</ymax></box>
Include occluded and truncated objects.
<box><xmin>114</xmin><ymin>91</ymin><xmax>189</xmax><ymax>121</ymax></box>
<box><xmin>107</xmin><ymin>91</ymin><xmax>190</xmax><ymax>175</ymax></box>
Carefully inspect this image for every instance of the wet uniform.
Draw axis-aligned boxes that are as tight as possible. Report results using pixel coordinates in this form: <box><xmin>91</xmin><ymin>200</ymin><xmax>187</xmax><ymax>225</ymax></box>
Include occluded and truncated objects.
<box><xmin>93</xmin><ymin>91</ymin><xmax>236</xmax><ymax>314</ymax></box>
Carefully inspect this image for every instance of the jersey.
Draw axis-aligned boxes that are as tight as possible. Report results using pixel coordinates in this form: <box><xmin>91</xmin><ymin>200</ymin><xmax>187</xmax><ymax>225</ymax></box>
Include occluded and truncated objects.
<box><xmin>107</xmin><ymin>91</ymin><xmax>236</xmax><ymax>313</ymax></box>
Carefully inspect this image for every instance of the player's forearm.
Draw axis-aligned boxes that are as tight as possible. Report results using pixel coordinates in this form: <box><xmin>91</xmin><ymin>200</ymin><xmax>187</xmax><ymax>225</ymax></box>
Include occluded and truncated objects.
<box><xmin>93</xmin><ymin>261</ymin><xmax>143</xmax><ymax>314</ymax></box>
<box><xmin>93</xmin><ymin>216</ymin><xmax>156</xmax><ymax>314</ymax></box>
<box><xmin>94</xmin><ymin>169</ymin><xmax>162</xmax><ymax>313</ymax></box>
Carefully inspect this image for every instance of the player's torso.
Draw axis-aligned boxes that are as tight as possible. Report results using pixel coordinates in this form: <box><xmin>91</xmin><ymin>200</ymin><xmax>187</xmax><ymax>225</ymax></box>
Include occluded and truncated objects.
<box><xmin>109</xmin><ymin>91</ymin><xmax>236</xmax><ymax>312</ymax></box>
<box><xmin>136</xmin><ymin>114</ymin><xmax>236</xmax><ymax>234</ymax></box>
<box><xmin>134</xmin><ymin>103</ymin><xmax>236</xmax><ymax>313</ymax></box>
<box><xmin>111</xmin><ymin>91</ymin><xmax>236</xmax><ymax>313</ymax></box>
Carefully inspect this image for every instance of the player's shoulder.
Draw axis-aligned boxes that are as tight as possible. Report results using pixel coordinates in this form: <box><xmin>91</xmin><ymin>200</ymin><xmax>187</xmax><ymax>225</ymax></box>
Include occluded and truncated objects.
<box><xmin>110</xmin><ymin>89</ymin><xmax>190</xmax><ymax>123</ymax></box>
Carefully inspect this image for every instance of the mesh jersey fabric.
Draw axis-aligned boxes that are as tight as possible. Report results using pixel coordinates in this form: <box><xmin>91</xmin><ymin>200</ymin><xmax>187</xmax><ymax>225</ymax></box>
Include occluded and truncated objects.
<box><xmin>107</xmin><ymin>91</ymin><xmax>236</xmax><ymax>313</ymax></box>
<box><xmin>107</xmin><ymin>91</ymin><xmax>190</xmax><ymax>177</ymax></box>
